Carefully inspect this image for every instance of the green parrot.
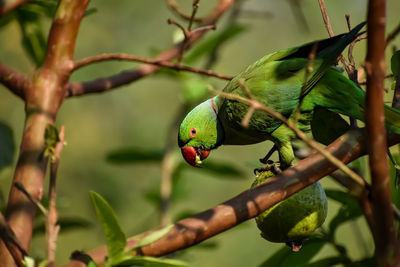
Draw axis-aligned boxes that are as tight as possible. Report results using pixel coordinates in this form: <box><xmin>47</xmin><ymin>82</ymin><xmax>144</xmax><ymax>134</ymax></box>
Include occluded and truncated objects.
<box><xmin>178</xmin><ymin>22</ymin><xmax>400</xmax><ymax>169</ymax></box>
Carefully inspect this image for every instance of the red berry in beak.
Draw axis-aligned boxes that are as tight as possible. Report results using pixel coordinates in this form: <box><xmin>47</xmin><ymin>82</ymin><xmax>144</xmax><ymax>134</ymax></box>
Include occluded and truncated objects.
<box><xmin>181</xmin><ymin>147</ymin><xmax>210</xmax><ymax>167</ymax></box>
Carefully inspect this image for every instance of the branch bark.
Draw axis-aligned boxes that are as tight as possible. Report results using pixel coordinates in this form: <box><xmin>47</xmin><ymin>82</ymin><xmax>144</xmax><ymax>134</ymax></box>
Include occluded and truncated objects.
<box><xmin>0</xmin><ymin>62</ymin><xmax>28</xmax><ymax>100</ymax></box>
<box><xmin>0</xmin><ymin>1</ymin><xmax>90</xmax><ymax>266</ymax></box>
<box><xmin>365</xmin><ymin>0</ymin><xmax>400</xmax><ymax>265</ymax></box>
<box><xmin>73</xmin><ymin>53</ymin><xmax>231</xmax><ymax>81</ymax></box>
<box><xmin>65</xmin><ymin>130</ymin><xmax>400</xmax><ymax>267</ymax></box>
<box><xmin>66</xmin><ymin>0</ymin><xmax>234</xmax><ymax>97</ymax></box>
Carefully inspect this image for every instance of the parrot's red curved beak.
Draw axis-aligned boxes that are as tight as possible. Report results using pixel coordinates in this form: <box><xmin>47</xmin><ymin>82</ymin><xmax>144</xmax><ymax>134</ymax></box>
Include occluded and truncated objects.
<box><xmin>181</xmin><ymin>146</ymin><xmax>210</xmax><ymax>167</ymax></box>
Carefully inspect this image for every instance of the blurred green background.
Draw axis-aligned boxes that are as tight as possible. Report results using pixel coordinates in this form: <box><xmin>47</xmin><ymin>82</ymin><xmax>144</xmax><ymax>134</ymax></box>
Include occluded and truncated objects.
<box><xmin>0</xmin><ymin>0</ymin><xmax>400</xmax><ymax>266</ymax></box>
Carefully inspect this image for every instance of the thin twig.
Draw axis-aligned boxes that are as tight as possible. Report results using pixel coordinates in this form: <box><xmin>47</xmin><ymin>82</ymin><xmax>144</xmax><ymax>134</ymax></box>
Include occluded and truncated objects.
<box><xmin>166</xmin><ymin>0</ymin><xmax>203</xmax><ymax>22</ymax></box>
<box><xmin>318</xmin><ymin>0</ymin><xmax>334</xmax><ymax>37</ymax></box>
<box><xmin>0</xmin><ymin>62</ymin><xmax>28</xmax><ymax>100</ymax></box>
<box><xmin>46</xmin><ymin>126</ymin><xmax>65</xmax><ymax>267</ymax></box>
<box><xmin>67</xmin><ymin>0</ymin><xmax>235</xmax><ymax>97</ymax></box>
<box><xmin>168</xmin><ymin>0</ymin><xmax>201</xmax><ymax>65</ymax></box>
<box><xmin>209</xmin><ymin>87</ymin><xmax>367</xmax><ymax>197</ymax></box>
<box><xmin>188</xmin><ymin>0</ymin><xmax>200</xmax><ymax>31</ymax></box>
<box><xmin>317</xmin><ymin>0</ymin><xmax>353</xmax><ymax>74</ymax></box>
<box><xmin>359</xmin><ymin>73</ymin><xmax>393</xmax><ymax>85</ymax></box>
<box><xmin>73</xmin><ymin>53</ymin><xmax>231</xmax><ymax>80</ymax></box>
<box><xmin>14</xmin><ymin>182</ymin><xmax>48</xmax><ymax>215</ymax></box>
<box><xmin>386</xmin><ymin>21</ymin><xmax>400</xmax><ymax>47</ymax></box>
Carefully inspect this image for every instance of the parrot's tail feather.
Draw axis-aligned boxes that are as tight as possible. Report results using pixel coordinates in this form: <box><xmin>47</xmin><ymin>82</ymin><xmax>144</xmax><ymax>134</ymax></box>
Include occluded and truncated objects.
<box><xmin>385</xmin><ymin>106</ymin><xmax>400</xmax><ymax>134</ymax></box>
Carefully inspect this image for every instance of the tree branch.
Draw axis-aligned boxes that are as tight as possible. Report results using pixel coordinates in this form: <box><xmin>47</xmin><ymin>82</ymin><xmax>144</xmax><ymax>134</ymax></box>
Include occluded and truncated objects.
<box><xmin>46</xmin><ymin>126</ymin><xmax>65</xmax><ymax>267</ymax></box>
<box><xmin>166</xmin><ymin>0</ymin><xmax>203</xmax><ymax>22</ymax></box>
<box><xmin>66</xmin><ymin>0</ymin><xmax>235</xmax><ymax>97</ymax></box>
<box><xmin>73</xmin><ymin>53</ymin><xmax>231</xmax><ymax>81</ymax></box>
<box><xmin>1</xmin><ymin>1</ymin><xmax>90</xmax><ymax>266</ymax></box>
<box><xmin>65</xmin><ymin>130</ymin><xmax>400</xmax><ymax>267</ymax></box>
<box><xmin>0</xmin><ymin>62</ymin><xmax>28</xmax><ymax>100</ymax></box>
<box><xmin>365</xmin><ymin>0</ymin><xmax>400</xmax><ymax>265</ymax></box>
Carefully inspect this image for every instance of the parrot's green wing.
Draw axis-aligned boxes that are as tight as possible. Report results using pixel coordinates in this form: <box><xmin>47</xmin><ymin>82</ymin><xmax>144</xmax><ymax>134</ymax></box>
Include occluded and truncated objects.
<box><xmin>252</xmin><ymin>22</ymin><xmax>365</xmax><ymax>99</ymax></box>
<box><xmin>299</xmin><ymin>22</ymin><xmax>365</xmax><ymax>98</ymax></box>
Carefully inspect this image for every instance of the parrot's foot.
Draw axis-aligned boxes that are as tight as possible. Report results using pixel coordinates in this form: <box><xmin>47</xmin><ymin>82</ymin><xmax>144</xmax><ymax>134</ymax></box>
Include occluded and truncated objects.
<box><xmin>254</xmin><ymin>160</ymin><xmax>282</xmax><ymax>175</ymax></box>
<box><xmin>286</xmin><ymin>240</ymin><xmax>303</xmax><ymax>252</ymax></box>
<box><xmin>259</xmin><ymin>145</ymin><xmax>277</xmax><ymax>164</ymax></box>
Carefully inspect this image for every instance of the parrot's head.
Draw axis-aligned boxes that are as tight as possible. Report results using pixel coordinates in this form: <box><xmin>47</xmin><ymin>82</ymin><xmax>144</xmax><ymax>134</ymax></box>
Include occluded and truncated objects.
<box><xmin>178</xmin><ymin>98</ymin><xmax>224</xmax><ymax>167</ymax></box>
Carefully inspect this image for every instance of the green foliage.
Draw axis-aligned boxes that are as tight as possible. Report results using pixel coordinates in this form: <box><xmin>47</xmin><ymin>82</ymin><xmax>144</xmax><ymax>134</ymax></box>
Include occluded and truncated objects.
<box><xmin>0</xmin><ymin>122</ymin><xmax>14</xmax><ymax>172</ymax></box>
<box><xmin>325</xmin><ymin>189</ymin><xmax>363</xmax><ymax>238</ymax></box>
<box><xmin>90</xmin><ymin>191</ymin><xmax>185</xmax><ymax>267</ymax></box>
<box><xmin>90</xmin><ymin>191</ymin><xmax>126</xmax><ymax>262</ymax></box>
<box><xmin>311</xmin><ymin>108</ymin><xmax>349</xmax><ymax>146</ymax></box>
<box><xmin>44</xmin><ymin>124</ymin><xmax>60</xmax><ymax>161</ymax></box>
<box><xmin>391</xmin><ymin>50</ymin><xmax>400</xmax><ymax>78</ymax></box>
<box><xmin>258</xmin><ymin>238</ymin><xmax>326</xmax><ymax>267</ymax></box>
<box><xmin>113</xmin><ymin>256</ymin><xmax>186</xmax><ymax>267</ymax></box>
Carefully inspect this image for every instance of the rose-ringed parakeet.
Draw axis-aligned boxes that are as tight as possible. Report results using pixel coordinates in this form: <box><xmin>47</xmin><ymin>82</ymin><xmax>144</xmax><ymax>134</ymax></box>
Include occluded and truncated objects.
<box><xmin>178</xmin><ymin>22</ymin><xmax>400</xmax><ymax>169</ymax></box>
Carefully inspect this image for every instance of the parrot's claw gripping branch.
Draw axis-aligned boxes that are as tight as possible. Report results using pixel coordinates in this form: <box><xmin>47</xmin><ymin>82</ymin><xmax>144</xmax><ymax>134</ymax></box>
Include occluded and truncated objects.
<box><xmin>254</xmin><ymin>161</ymin><xmax>282</xmax><ymax>176</ymax></box>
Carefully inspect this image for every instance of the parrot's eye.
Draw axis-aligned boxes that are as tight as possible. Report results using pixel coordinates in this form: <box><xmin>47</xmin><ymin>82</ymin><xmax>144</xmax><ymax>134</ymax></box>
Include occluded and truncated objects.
<box><xmin>189</xmin><ymin>127</ymin><xmax>197</xmax><ymax>138</ymax></box>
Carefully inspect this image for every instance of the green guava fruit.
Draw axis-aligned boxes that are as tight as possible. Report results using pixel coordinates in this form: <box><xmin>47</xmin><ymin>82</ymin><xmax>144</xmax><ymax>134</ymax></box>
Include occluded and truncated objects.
<box><xmin>252</xmin><ymin>170</ymin><xmax>328</xmax><ymax>251</ymax></box>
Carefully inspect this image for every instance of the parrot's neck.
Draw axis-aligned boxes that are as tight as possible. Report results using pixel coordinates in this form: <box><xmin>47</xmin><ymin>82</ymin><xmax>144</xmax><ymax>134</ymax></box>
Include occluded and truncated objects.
<box><xmin>211</xmin><ymin>95</ymin><xmax>223</xmax><ymax>114</ymax></box>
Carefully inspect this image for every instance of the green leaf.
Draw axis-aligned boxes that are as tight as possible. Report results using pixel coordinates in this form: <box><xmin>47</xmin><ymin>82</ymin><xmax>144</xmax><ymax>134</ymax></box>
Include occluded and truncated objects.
<box><xmin>391</xmin><ymin>50</ymin><xmax>400</xmax><ymax>78</ymax></box>
<box><xmin>89</xmin><ymin>191</ymin><xmax>126</xmax><ymax>260</ymax></box>
<box><xmin>0</xmin><ymin>122</ymin><xmax>15</xmax><ymax>171</ymax></box>
<box><xmin>130</xmin><ymin>224</ymin><xmax>174</xmax><ymax>250</ymax></box>
<box><xmin>33</xmin><ymin>217</ymin><xmax>92</xmax><ymax>236</ymax></box>
<box><xmin>389</xmin><ymin>154</ymin><xmax>400</xmax><ymax>208</ymax></box>
<box><xmin>106</xmin><ymin>148</ymin><xmax>163</xmax><ymax>164</ymax></box>
<box><xmin>22</xmin><ymin>256</ymin><xmax>36</xmax><ymax>267</ymax></box>
<box><xmin>184</xmin><ymin>24</ymin><xmax>247</xmax><ymax>64</ymax></box>
<box><xmin>114</xmin><ymin>255</ymin><xmax>186</xmax><ymax>267</ymax></box>
<box><xmin>44</xmin><ymin>124</ymin><xmax>60</xmax><ymax>161</ymax></box>
<box><xmin>353</xmin><ymin>257</ymin><xmax>377</xmax><ymax>267</ymax></box>
<box><xmin>301</xmin><ymin>256</ymin><xmax>350</xmax><ymax>267</ymax></box>
<box><xmin>325</xmin><ymin>190</ymin><xmax>362</xmax><ymax>236</ymax></box>
<box><xmin>16</xmin><ymin>6</ymin><xmax>47</xmax><ymax>66</ymax></box>
<box><xmin>0</xmin><ymin>12</ymin><xmax>16</xmax><ymax>27</ymax></box>
<box><xmin>324</xmin><ymin>189</ymin><xmax>358</xmax><ymax>206</ymax></box>
<box><xmin>311</xmin><ymin>108</ymin><xmax>349</xmax><ymax>145</ymax></box>
<box><xmin>258</xmin><ymin>238</ymin><xmax>326</xmax><ymax>267</ymax></box>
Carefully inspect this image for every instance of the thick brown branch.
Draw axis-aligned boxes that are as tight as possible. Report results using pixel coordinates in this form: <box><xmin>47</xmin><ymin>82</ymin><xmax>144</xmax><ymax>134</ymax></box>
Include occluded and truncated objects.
<box><xmin>0</xmin><ymin>62</ymin><xmax>28</xmax><ymax>100</ymax></box>
<box><xmin>0</xmin><ymin>0</ymin><xmax>30</xmax><ymax>16</ymax></box>
<box><xmin>66</xmin><ymin>0</ymin><xmax>234</xmax><ymax>97</ymax></box>
<box><xmin>73</xmin><ymin>54</ymin><xmax>231</xmax><ymax>81</ymax></box>
<box><xmin>1</xmin><ymin>1</ymin><xmax>90</xmax><ymax>266</ymax></box>
<box><xmin>365</xmin><ymin>0</ymin><xmax>400</xmax><ymax>265</ymax></box>
<box><xmin>65</xmin><ymin>130</ymin><xmax>400</xmax><ymax>267</ymax></box>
